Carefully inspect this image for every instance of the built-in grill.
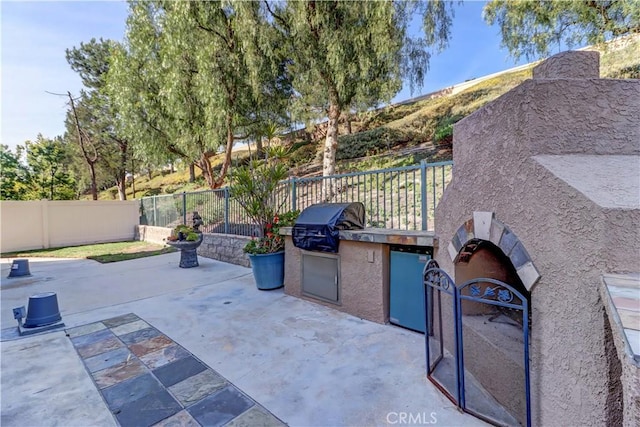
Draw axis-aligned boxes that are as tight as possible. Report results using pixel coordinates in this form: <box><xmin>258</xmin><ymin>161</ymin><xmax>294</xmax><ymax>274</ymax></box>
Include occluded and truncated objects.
<box><xmin>292</xmin><ymin>202</ymin><xmax>365</xmax><ymax>253</ymax></box>
<box><xmin>293</xmin><ymin>202</ymin><xmax>365</xmax><ymax>304</ymax></box>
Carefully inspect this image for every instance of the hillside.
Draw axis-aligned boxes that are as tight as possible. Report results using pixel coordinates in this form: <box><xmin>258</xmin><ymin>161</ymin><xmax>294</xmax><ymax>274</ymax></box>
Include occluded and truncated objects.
<box><xmin>100</xmin><ymin>35</ymin><xmax>640</xmax><ymax>200</ymax></box>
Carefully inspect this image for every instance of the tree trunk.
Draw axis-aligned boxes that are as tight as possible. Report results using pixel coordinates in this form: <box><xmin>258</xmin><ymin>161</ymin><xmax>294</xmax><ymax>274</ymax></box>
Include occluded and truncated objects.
<box><xmin>323</xmin><ymin>103</ymin><xmax>340</xmax><ymax>177</ymax></box>
<box><xmin>130</xmin><ymin>156</ymin><xmax>136</xmax><ymax>199</ymax></box>
<box><xmin>256</xmin><ymin>137</ymin><xmax>264</xmax><ymax>160</ymax></box>
<box><xmin>213</xmin><ymin>112</ymin><xmax>235</xmax><ymax>189</ymax></box>
<box><xmin>116</xmin><ymin>179</ymin><xmax>126</xmax><ymax>201</ymax></box>
<box><xmin>322</xmin><ymin>101</ymin><xmax>341</xmax><ymax>200</ymax></box>
<box><xmin>89</xmin><ymin>163</ymin><xmax>98</xmax><ymax>200</ymax></box>
<box><xmin>118</xmin><ymin>141</ymin><xmax>127</xmax><ymax>200</ymax></box>
<box><xmin>67</xmin><ymin>91</ymin><xmax>99</xmax><ymax>201</ymax></box>
<box><xmin>343</xmin><ymin>112</ymin><xmax>352</xmax><ymax>134</ymax></box>
<box><xmin>49</xmin><ymin>169</ymin><xmax>56</xmax><ymax>200</ymax></box>
<box><xmin>189</xmin><ymin>163</ymin><xmax>195</xmax><ymax>182</ymax></box>
<box><xmin>39</xmin><ymin>173</ymin><xmax>46</xmax><ymax>199</ymax></box>
<box><xmin>198</xmin><ymin>154</ymin><xmax>216</xmax><ymax>189</ymax></box>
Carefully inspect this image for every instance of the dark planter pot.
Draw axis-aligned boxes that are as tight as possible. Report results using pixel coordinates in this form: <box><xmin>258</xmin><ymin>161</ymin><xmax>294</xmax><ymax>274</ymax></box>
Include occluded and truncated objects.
<box><xmin>24</xmin><ymin>292</ymin><xmax>62</xmax><ymax>328</ymax></box>
<box><xmin>166</xmin><ymin>234</ymin><xmax>204</xmax><ymax>268</ymax></box>
<box><xmin>248</xmin><ymin>251</ymin><xmax>285</xmax><ymax>290</ymax></box>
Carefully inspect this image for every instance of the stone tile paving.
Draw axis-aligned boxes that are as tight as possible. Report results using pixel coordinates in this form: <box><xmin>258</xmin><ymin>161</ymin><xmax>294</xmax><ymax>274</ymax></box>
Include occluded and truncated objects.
<box><xmin>66</xmin><ymin>313</ymin><xmax>286</xmax><ymax>427</ymax></box>
<box><xmin>604</xmin><ymin>274</ymin><xmax>640</xmax><ymax>361</ymax></box>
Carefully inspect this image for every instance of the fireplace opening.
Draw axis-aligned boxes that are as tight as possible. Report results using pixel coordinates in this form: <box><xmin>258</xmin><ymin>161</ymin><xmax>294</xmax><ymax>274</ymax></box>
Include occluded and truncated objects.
<box><xmin>455</xmin><ymin>238</ymin><xmax>530</xmax><ymax>326</ymax></box>
<box><xmin>455</xmin><ymin>238</ymin><xmax>531</xmax><ymax>426</ymax></box>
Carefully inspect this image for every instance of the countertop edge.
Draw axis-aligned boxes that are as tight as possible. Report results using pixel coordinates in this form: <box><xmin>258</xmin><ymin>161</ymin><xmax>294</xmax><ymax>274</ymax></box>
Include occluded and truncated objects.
<box><xmin>280</xmin><ymin>227</ymin><xmax>436</xmax><ymax>246</ymax></box>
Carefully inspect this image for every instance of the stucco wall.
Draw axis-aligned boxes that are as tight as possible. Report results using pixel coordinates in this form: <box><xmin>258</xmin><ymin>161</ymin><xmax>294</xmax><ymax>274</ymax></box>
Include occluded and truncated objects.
<box><xmin>434</xmin><ymin>51</ymin><xmax>640</xmax><ymax>425</ymax></box>
<box><xmin>284</xmin><ymin>236</ymin><xmax>389</xmax><ymax>324</ymax></box>
<box><xmin>1</xmin><ymin>200</ymin><xmax>138</xmax><ymax>252</ymax></box>
<box><xmin>1</xmin><ymin>201</ymin><xmax>45</xmax><ymax>252</ymax></box>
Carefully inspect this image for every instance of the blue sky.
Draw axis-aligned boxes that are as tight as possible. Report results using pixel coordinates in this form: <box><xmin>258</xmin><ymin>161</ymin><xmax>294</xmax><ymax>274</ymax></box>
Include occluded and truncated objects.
<box><xmin>1</xmin><ymin>1</ymin><xmax>532</xmax><ymax>151</ymax></box>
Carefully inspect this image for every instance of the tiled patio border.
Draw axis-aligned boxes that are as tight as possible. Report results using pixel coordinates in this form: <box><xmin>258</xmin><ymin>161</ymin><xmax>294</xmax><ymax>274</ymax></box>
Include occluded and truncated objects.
<box><xmin>66</xmin><ymin>313</ymin><xmax>285</xmax><ymax>427</ymax></box>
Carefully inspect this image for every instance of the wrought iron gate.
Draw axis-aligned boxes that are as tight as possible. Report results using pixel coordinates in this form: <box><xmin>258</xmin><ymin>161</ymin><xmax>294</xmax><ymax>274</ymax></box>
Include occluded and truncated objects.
<box><xmin>423</xmin><ymin>260</ymin><xmax>531</xmax><ymax>427</ymax></box>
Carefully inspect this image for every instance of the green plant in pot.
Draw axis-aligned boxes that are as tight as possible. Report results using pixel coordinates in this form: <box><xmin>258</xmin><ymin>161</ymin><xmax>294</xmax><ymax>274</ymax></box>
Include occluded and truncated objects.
<box><xmin>168</xmin><ymin>225</ymin><xmax>200</xmax><ymax>242</ymax></box>
<box><xmin>165</xmin><ymin>212</ymin><xmax>204</xmax><ymax>268</ymax></box>
<box><xmin>230</xmin><ymin>149</ymin><xmax>293</xmax><ymax>290</ymax></box>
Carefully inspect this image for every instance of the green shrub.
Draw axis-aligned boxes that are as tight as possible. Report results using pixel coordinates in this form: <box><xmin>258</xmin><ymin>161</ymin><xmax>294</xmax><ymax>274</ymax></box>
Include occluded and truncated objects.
<box><xmin>163</xmin><ymin>185</ymin><xmax>178</xmax><ymax>194</ymax></box>
<box><xmin>433</xmin><ymin>123</ymin><xmax>453</xmax><ymax>143</ymax></box>
<box><xmin>277</xmin><ymin>209</ymin><xmax>300</xmax><ymax>226</ymax></box>
<box><xmin>229</xmin><ymin>158</ymin><xmax>290</xmax><ymax>239</ymax></box>
<box><xmin>433</xmin><ymin>114</ymin><xmax>463</xmax><ymax>144</ymax></box>
<box><xmin>339</xmin><ymin>154</ymin><xmax>417</xmax><ymax>173</ymax></box>
<box><xmin>143</xmin><ymin>188</ymin><xmax>162</xmax><ymax>196</ymax></box>
<box><xmin>168</xmin><ymin>224</ymin><xmax>201</xmax><ymax>242</ymax></box>
<box><xmin>336</xmin><ymin>127</ymin><xmax>412</xmax><ymax>161</ymax></box>
<box><xmin>606</xmin><ymin>64</ymin><xmax>640</xmax><ymax>79</ymax></box>
<box><xmin>288</xmin><ymin>142</ymin><xmax>320</xmax><ymax>167</ymax></box>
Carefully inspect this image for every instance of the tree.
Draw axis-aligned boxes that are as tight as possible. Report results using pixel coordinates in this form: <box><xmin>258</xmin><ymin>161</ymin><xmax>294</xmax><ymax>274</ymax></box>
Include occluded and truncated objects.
<box><xmin>107</xmin><ymin>29</ymin><xmax>179</xmax><ymax>181</ymax></box>
<box><xmin>1</xmin><ymin>139</ymin><xmax>76</xmax><ymax>201</ymax></box>
<box><xmin>66</xmin><ymin>38</ymin><xmax>130</xmax><ymax>200</ymax></box>
<box><xmin>24</xmin><ymin>135</ymin><xmax>76</xmax><ymax>200</ymax></box>
<box><xmin>265</xmin><ymin>0</ymin><xmax>453</xmax><ymax>196</ymax></box>
<box><xmin>108</xmin><ymin>1</ymin><xmax>290</xmax><ymax>189</ymax></box>
<box><xmin>0</xmin><ymin>145</ymin><xmax>29</xmax><ymax>200</ymax></box>
<box><xmin>484</xmin><ymin>0</ymin><xmax>640</xmax><ymax>60</ymax></box>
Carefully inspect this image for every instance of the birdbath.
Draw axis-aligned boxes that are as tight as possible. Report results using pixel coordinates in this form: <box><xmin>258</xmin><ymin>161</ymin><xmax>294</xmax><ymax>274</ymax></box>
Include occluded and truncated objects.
<box><xmin>166</xmin><ymin>211</ymin><xmax>205</xmax><ymax>268</ymax></box>
<box><xmin>166</xmin><ymin>233</ymin><xmax>204</xmax><ymax>268</ymax></box>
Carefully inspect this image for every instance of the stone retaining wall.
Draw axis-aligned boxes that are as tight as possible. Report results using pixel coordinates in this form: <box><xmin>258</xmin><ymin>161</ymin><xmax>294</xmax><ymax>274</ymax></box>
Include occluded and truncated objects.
<box><xmin>136</xmin><ymin>225</ymin><xmax>251</xmax><ymax>268</ymax></box>
<box><xmin>135</xmin><ymin>225</ymin><xmax>169</xmax><ymax>245</ymax></box>
<box><xmin>199</xmin><ymin>233</ymin><xmax>251</xmax><ymax>268</ymax></box>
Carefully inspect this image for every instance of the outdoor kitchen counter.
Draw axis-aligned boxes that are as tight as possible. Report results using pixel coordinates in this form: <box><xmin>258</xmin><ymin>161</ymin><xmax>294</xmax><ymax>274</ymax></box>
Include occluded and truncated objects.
<box><xmin>280</xmin><ymin>227</ymin><xmax>435</xmax><ymax>324</ymax></box>
<box><xmin>279</xmin><ymin>227</ymin><xmax>436</xmax><ymax>247</ymax></box>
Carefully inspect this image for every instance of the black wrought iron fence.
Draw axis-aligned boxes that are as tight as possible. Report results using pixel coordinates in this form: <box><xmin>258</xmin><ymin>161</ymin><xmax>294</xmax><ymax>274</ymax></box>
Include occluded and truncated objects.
<box><xmin>139</xmin><ymin>160</ymin><xmax>453</xmax><ymax>235</ymax></box>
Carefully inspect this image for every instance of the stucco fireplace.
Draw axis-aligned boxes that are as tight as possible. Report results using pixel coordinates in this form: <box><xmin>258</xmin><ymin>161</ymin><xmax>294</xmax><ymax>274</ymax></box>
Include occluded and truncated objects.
<box><xmin>431</xmin><ymin>49</ymin><xmax>640</xmax><ymax>426</ymax></box>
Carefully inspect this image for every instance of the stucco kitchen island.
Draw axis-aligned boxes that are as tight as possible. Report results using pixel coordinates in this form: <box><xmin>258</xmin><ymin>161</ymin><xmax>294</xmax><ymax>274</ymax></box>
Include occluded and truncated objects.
<box><xmin>281</xmin><ymin>227</ymin><xmax>435</xmax><ymax>324</ymax></box>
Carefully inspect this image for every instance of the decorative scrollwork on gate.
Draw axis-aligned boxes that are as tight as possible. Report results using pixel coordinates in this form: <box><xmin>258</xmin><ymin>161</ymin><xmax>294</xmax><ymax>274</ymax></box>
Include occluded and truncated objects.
<box><xmin>464</xmin><ymin>278</ymin><xmax>524</xmax><ymax>309</ymax></box>
<box><xmin>423</xmin><ymin>259</ymin><xmax>454</xmax><ymax>291</ymax></box>
<box><xmin>469</xmin><ymin>283</ymin><xmax>515</xmax><ymax>303</ymax></box>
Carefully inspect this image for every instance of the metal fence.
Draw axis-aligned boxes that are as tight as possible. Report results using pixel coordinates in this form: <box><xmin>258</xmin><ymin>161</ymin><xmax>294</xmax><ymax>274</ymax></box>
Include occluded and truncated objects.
<box><xmin>139</xmin><ymin>160</ymin><xmax>453</xmax><ymax>235</ymax></box>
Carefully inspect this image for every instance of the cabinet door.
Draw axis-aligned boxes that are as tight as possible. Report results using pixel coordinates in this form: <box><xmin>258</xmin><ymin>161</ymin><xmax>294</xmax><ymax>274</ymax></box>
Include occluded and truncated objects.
<box><xmin>390</xmin><ymin>251</ymin><xmax>430</xmax><ymax>332</ymax></box>
<box><xmin>302</xmin><ymin>252</ymin><xmax>339</xmax><ymax>303</ymax></box>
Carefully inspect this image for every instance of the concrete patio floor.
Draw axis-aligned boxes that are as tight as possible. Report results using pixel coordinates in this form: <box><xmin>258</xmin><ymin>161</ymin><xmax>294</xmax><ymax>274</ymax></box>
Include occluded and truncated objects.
<box><xmin>1</xmin><ymin>254</ymin><xmax>486</xmax><ymax>427</ymax></box>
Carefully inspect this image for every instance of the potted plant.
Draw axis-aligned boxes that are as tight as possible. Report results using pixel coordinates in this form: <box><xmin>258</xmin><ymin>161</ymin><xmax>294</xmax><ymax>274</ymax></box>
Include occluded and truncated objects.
<box><xmin>167</xmin><ymin>225</ymin><xmax>201</xmax><ymax>242</ymax></box>
<box><xmin>229</xmin><ymin>149</ymin><xmax>294</xmax><ymax>290</ymax></box>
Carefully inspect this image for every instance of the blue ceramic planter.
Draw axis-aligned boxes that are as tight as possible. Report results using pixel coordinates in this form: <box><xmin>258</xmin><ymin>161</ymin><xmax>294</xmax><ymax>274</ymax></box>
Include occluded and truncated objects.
<box><xmin>248</xmin><ymin>251</ymin><xmax>285</xmax><ymax>290</ymax></box>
